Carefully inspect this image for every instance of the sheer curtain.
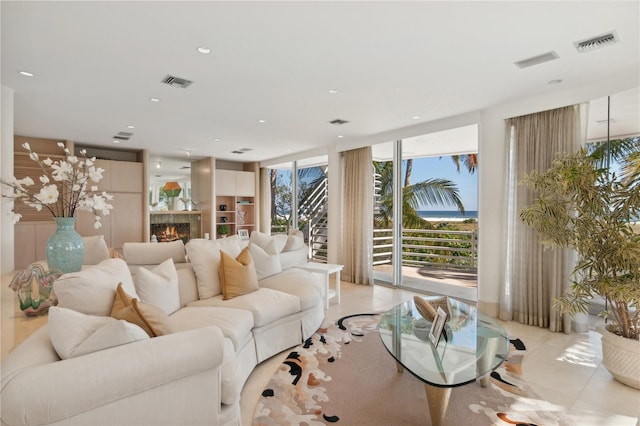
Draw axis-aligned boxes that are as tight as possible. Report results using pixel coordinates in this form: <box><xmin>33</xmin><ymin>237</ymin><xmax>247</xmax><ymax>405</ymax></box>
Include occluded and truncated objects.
<box><xmin>259</xmin><ymin>168</ymin><xmax>271</xmax><ymax>233</ymax></box>
<box><xmin>501</xmin><ymin>104</ymin><xmax>587</xmax><ymax>331</ymax></box>
<box><xmin>342</xmin><ymin>147</ymin><xmax>373</xmax><ymax>285</ymax></box>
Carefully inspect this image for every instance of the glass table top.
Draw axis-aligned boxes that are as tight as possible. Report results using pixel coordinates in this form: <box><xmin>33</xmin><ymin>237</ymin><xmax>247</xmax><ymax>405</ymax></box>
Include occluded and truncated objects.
<box><xmin>379</xmin><ymin>297</ymin><xmax>509</xmax><ymax>388</ymax></box>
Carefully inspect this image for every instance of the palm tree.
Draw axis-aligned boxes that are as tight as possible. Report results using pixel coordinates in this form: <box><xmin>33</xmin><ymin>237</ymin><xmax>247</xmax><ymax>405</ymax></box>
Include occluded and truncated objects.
<box><xmin>450</xmin><ymin>153</ymin><xmax>478</xmax><ymax>174</ymax></box>
<box><xmin>374</xmin><ymin>161</ymin><xmax>464</xmax><ymax>228</ymax></box>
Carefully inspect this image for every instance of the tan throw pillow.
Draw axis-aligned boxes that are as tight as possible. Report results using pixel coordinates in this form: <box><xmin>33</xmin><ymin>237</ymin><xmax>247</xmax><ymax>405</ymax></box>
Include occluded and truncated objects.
<box><xmin>111</xmin><ymin>283</ymin><xmax>171</xmax><ymax>337</ymax></box>
<box><xmin>219</xmin><ymin>247</ymin><xmax>259</xmax><ymax>300</ymax></box>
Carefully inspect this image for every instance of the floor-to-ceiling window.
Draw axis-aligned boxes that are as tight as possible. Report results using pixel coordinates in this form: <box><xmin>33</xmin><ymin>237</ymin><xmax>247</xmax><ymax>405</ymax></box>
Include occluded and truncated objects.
<box><xmin>371</xmin><ymin>125</ymin><xmax>479</xmax><ymax>301</ymax></box>
<box><xmin>266</xmin><ymin>156</ymin><xmax>329</xmax><ymax>261</ymax></box>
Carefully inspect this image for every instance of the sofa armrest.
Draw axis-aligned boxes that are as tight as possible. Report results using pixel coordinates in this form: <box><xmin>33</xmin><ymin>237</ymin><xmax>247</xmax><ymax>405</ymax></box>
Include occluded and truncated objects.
<box><xmin>1</xmin><ymin>326</ymin><xmax>225</xmax><ymax>426</ymax></box>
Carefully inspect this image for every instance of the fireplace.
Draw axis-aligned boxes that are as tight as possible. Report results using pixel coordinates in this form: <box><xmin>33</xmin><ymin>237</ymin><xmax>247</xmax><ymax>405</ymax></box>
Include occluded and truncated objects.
<box><xmin>150</xmin><ymin>223</ymin><xmax>190</xmax><ymax>243</ymax></box>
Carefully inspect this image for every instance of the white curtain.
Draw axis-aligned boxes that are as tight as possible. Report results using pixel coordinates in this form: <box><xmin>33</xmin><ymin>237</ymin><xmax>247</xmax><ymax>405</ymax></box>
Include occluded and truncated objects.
<box><xmin>259</xmin><ymin>167</ymin><xmax>271</xmax><ymax>233</ymax></box>
<box><xmin>501</xmin><ymin>104</ymin><xmax>587</xmax><ymax>331</ymax></box>
<box><xmin>342</xmin><ymin>147</ymin><xmax>373</xmax><ymax>285</ymax></box>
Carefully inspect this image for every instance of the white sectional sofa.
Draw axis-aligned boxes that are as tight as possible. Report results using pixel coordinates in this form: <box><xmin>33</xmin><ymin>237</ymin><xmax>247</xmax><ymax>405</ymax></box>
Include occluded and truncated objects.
<box><xmin>1</xmin><ymin>232</ymin><xmax>324</xmax><ymax>426</ymax></box>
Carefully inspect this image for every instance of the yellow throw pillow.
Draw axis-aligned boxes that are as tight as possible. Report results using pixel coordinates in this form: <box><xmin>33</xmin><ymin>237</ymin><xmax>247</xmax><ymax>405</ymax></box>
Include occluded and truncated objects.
<box><xmin>219</xmin><ymin>247</ymin><xmax>259</xmax><ymax>300</ymax></box>
<box><xmin>111</xmin><ymin>283</ymin><xmax>171</xmax><ymax>337</ymax></box>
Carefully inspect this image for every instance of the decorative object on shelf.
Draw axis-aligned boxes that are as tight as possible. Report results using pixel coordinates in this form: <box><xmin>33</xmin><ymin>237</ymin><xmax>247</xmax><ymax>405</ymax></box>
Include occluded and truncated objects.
<box><xmin>9</xmin><ymin>262</ymin><xmax>62</xmax><ymax>316</ymax></box>
<box><xmin>238</xmin><ymin>229</ymin><xmax>249</xmax><ymax>240</ymax></box>
<box><xmin>46</xmin><ymin>217</ymin><xmax>85</xmax><ymax>273</ymax></box>
<box><xmin>162</xmin><ymin>181</ymin><xmax>181</xmax><ymax>210</ymax></box>
<box><xmin>220</xmin><ymin>216</ymin><xmax>228</xmax><ymax>222</ymax></box>
<box><xmin>237</xmin><ymin>207</ymin><xmax>246</xmax><ymax>224</ymax></box>
<box><xmin>219</xmin><ymin>204</ymin><xmax>227</xmax><ymax>211</ymax></box>
<box><xmin>217</xmin><ymin>224</ymin><xmax>229</xmax><ymax>238</ymax></box>
<box><xmin>1</xmin><ymin>142</ymin><xmax>113</xmax><ymax>272</ymax></box>
<box><xmin>179</xmin><ymin>197</ymin><xmax>191</xmax><ymax>211</ymax></box>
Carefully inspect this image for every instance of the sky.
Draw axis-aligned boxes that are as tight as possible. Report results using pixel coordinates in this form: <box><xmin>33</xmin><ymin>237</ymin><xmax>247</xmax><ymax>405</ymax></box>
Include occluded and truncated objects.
<box><xmin>407</xmin><ymin>156</ymin><xmax>478</xmax><ymax>211</ymax></box>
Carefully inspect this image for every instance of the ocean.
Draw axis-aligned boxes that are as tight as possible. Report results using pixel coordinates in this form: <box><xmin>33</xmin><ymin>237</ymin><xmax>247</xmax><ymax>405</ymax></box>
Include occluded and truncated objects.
<box><xmin>417</xmin><ymin>210</ymin><xmax>478</xmax><ymax>222</ymax></box>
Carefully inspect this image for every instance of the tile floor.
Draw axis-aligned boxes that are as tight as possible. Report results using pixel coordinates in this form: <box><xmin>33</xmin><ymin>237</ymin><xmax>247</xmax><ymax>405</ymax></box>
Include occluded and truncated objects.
<box><xmin>240</xmin><ymin>281</ymin><xmax>640</xmax><ymax>425</ymax></box>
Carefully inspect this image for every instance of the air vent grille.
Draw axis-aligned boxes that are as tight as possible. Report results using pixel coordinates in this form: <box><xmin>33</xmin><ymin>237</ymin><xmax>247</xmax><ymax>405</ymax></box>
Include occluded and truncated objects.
<box><xmin>514</xmin><ymin>51</ymin><xmax>559</xmax><ymax>69</ymax></box>
<box><xmin>113</xmin><ymin>135</ymin><xmax>130</xmax><ymax>141</ymax></box>
<box><xmin>161</xmin><ymin>75</ymin><xmax>193</xmax><ymax>88</ymax></box>
<box><xmin>231</xmin><ymin>150</ymin><xmax>245</xmax><ymax>154</ymax></box>
<box><xmin>574</xmin><ymin>32</ymin><xmax>618</xmax><ymax>53</ymax></box>
<box><xmin>329</xmin><ymin>118</ymin><xmax>349</xmax><ymax>125</ymax></box>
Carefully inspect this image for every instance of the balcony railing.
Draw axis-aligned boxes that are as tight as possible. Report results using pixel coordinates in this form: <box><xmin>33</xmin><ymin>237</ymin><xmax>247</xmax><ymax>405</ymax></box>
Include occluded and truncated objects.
<box><xmin>373</xmin><ymin>228</ymin><xmax>478</xmax><ymax>270</ymax></box>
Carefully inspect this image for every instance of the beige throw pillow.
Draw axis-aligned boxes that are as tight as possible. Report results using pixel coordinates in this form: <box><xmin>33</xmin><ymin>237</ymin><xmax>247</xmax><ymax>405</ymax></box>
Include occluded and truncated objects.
<box><xmin>249</xmin><ymin>231</ymin><xmax>287</xmax><ymax>253</ymax></box>
<box><xmin>133</xmin><ymin>258</ymin><xmax>181</xmax><ymax>315</ymax></box>
<box><xmin>111</xmin><ymin>283</ymin><xmax>171</xmax><ymax>337</ymax></box>
<box><xmin>185</xmin><ymin>239</ymin><xmax>223</xmax><ymax>299</ymax></box>
<box><xmin>48</xmin><ymin>306</ymin><xmax>149</xmax><ymax>359</ymax></box>
<box><xmin>248</xmin><ymin>242</ymin><xmax>282</xmax><ymax>280</ymax></box>
<box><xmin>219</xmin><ymin>247</ymin><xmax>259</xmax><ymax>300</ymax></box>
<box><xmin>53</xmin><ymin>258</ymin><xmax>138</xmax><ymax>316</ymax></box>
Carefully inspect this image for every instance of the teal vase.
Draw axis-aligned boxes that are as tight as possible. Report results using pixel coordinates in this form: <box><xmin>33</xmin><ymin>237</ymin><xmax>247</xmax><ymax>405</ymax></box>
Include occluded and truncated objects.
<box><xmin>46</xmin><ymin>217</ymin><xmax>84</xmax><ymax>274</ymax></box>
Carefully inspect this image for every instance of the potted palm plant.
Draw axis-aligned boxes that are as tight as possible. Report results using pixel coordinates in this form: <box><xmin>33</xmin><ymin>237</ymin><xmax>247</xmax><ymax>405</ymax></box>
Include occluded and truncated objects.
<box><xmin>520</xmin><ymin>147</ymin><xmax>640</xmax><ymax>389</ymax></box>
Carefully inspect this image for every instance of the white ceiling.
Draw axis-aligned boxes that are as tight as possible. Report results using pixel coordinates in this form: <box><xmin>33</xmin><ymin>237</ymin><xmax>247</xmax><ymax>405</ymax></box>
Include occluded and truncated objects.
<box><xmin>2</xmin><ymin>1</ymin><xmax>639</xmax><ymax>176</ymax></box>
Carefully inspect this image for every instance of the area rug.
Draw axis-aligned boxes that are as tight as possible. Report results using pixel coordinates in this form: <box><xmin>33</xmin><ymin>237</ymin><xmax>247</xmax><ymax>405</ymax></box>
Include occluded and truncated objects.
<box><xmin>252</xmin><ymin>313</ymin><xmax>576</xmax><ymax>426</ymax></box>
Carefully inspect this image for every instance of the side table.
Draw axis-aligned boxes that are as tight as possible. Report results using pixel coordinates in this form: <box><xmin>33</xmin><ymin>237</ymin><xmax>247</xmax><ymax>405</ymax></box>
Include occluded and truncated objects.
<box><xmin>294</xmin><ymin>262</ymin><xmax>343</xmax><ymax>309</ymax></box>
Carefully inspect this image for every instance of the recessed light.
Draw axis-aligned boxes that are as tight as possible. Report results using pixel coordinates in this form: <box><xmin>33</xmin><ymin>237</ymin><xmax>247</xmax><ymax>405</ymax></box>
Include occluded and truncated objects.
<box><xmin>112</xmin><ymin>140</ymin><xmax>120</xmax><ymax>144</ymax></box>
<box><xmin>197</xmin><ymin>46</ymin><xmax>211</xmax><ymax>54</ymax></box>
<box><xmin>284</xmin><ymin>148</ymin><xmax>293</xmax><ymax>152</ymax></box>
<box><xmin>328</xmin><ymin>89</ymin><xmax>339</xmax><ymax>94</ymax></box>
<box><xmin>338</xmin><ymin>135</ymin><xmax>344</xmax><ymax>138</ymax></box>
<box><xmin>149</xmin><ymin>97</ymin><xmax>161</xmax><ymax>102</ymax></box>
<box><xmin>155</xmin><ymin>162</ymin><xmax>162</xmax><ymax>169</ymax></box>
<box><xmin>19</xmin><ymin>71</ymin><xmax>34</xmax><ymax>77</ymax></box>
<box><xmin>214</xmin><ymin>138</ymin><xmax>221</xmax><ymax>142</ymax></box>
<box><xmin>548</xmin><ymin>79</ymin><xmax>563</xmax><ymax>85</ymax></box>
<box><xmin>258</xmin><ymin>119</ymin><xmax>266</xmax><ymax>123</ymax></box>
<box><xmin>412</xmin><ymin>115</ymin><xmax>420</xmax><ymax>120</ymax></box>
<box><xmin>127</xmin><ymin>125</ymin><xmax>135</xmax><ymax>129</ymax></box>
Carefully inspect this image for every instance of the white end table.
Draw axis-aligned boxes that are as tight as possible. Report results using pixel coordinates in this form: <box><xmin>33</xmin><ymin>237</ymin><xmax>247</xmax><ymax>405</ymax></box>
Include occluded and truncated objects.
<box><xmin>294</xmin><ymin>262</ymin><xmax>343</xmax><ymax>309</ymax></box>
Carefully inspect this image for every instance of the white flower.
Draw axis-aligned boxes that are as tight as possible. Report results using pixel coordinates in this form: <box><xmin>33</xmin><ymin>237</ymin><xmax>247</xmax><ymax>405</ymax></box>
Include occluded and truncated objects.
<box><xmin>34</xmin><ymin>185</ymin><xmax>59</xmax><ymax>204</ymax></box>
<box><xmin>93</xmin><ymin>216</ymin><xmax>102</xmax><ymax>229</ymax></box>
<box><xmin>51</xmin><ymin>161</ymin><xmax>73</xmax><ymax>181</ymax></box>
<box><xmin>1</xmin><ymin>143</ymin><xmax>112</xmax><ymax>223</ymax></box>
<box><xmin>88</xmin><ymin>166</ymin><xmax>104</xmax><ymax>182</ymax></box>
<box><xmin>11</xmin><ymin>213</ymin><xmax>22</xmax><ymax>224</ymax></box>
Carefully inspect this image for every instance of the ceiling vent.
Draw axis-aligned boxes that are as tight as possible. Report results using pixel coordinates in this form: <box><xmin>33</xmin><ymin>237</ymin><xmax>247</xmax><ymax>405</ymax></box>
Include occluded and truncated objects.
<box><xmin>329</xmin><ymin>118</ymin><xmax>349</xmax><ymax>125</ymax></box>
<box><xmin>514</xmin><ymin>51</ymin><xmax>559</xmax><ymax>69</ymax></box>
<box><xmin>239</xmin><ymin>148</ymin><xmax>253</xmax><ymax>152</ymax></box>
<box><xmin>179</xmin><ymin>165</ymin><xmax>191</xmax><ymax>170</ymax></box>
<box><xmin>112</xmin><ymin>131</ymin><xmax>133</xmax><ymax>141</ymax></box>
<box><xmin>574</xmin><ymin>32</ymin><xmax>619</xmax><ymax>53</ymax></box>
<box><xmin>231</xmin><ymin>150</ymin><xmax>245</xmax><ymax>154</ymax></box>
<box><xmin>161</xmin><ymin>75</ymin><xmax>193</xmax><ymax>88</ymax></box>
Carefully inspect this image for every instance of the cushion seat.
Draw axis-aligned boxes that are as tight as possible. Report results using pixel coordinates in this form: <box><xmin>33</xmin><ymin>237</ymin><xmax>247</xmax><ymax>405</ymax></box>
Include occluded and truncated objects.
<box><xmin>170</xmin><ymin>306</ymin><xmax>254</xmax><ymax>350</ymax></box>
<box><xmin>259</xmin><ymin>268</ymin><xmax>322</xmax><ymax>311</ymax></box>
<box><xmin>188</xmin><ymin>288</ymin><xmax>300</xmax><ymax>327</ymax></box>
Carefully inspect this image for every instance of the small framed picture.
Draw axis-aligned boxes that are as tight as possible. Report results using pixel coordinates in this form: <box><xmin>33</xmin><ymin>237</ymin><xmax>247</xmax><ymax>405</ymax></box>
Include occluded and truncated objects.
<box><xmin>429</xmin><ymin>306</ymin><xmax>447</xmax><ymax>348</ymax></box>
<box><xmin>238</xmin><ymin>229</ymin><xmax>249</xmax><ymax>240</ymax></box>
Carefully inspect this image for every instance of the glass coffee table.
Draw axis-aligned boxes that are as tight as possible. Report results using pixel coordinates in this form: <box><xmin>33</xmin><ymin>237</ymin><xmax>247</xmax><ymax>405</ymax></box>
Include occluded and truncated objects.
<box><xmin>379</xmin><ymin>297</ymin><xmax>509</xmax><ymax>426</ymax></box>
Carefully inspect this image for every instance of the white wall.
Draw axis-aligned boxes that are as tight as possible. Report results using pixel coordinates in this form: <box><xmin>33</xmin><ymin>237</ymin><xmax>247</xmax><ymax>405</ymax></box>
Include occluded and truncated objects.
<box><xmin>1</xmin><ymin>86</ymin><xmax>15</xmax><ymax>274</ymax></box>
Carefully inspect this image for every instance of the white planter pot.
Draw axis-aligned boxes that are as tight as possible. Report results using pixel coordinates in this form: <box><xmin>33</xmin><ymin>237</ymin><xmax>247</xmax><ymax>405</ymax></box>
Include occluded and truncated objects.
<box><xmin>597</xmin><ymin>325</ymin><xmax>640</xmax><ymax>390</ymax></box>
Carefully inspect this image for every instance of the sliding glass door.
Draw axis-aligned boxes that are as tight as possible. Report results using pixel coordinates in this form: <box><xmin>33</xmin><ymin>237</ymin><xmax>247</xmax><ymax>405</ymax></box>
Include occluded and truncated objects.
<box><xmin>372</xmin><ymin>125</ymin><xmax>479</xmax><ymax>301</ymax></box>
